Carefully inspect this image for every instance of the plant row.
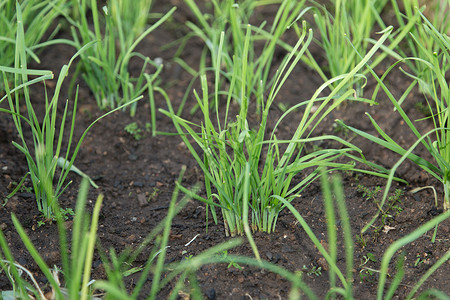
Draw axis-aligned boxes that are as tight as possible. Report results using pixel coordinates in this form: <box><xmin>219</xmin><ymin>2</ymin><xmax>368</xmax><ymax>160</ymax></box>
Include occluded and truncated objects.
<box><xmin>0</xmin><ymin>0</ymin><xmax>449</xmax><ymax>298</ymax></box>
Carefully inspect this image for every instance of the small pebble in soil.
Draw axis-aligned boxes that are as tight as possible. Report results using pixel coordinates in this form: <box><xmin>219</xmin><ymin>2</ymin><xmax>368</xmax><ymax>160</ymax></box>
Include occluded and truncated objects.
<box><xmin>193</xmin><ymin>207</ymin><xmax>203</xmax><ymax>218</ymax></box>
<box><xmin>128</xmin><ymin>154</ymin><xmax>138</xmax><ymax>161</ymax></box>
<box><xmin>205</xmin><ymin>288</ymin><xmax>216</xmax><ymax>300</ymax></box>
<box><xmin>281</xmin><ymin>245</ymin><xmax>294</xmax><ymax>253</ymax></box>
<box><xmin>93</xmin><ymin>259</ymin><xmax>102</xmax><ymax>268</ymax></box>
<box><xmin>19</xmin><ymin>192</ymin><xmax>34</xmax><ymax>199</ymax></box>
<box><xmin>137</xmin><ymin>194</ymin><xmax>148</xmax><ymax>207</ymax></box>
<box><xmin>273</xmin><ymin>253</ymin><xmax>281</xmax><ymax>264</ymax></box>
<box><xmin>428</xmin><ymin>206</ymin><xmax>443</xmax><ymax>216</ymax></box>
<box><xmin>127</xmin><ymin>234</ymin><xmax>137</xmax><ymax>243</ymax></box>
<box><xmin>133</xmin><ymin>181</ymin><xmax>144</xmax><ymax>187</ymax></box>
<box><xmin>18</xmin><ymin>257</ymin><xmax>28</xmax><ymax>266</ymax></box>
<box><xmin>113</xmin><ymin>180</ymin><xmax>123</xmax><ymax>189</ymax></box>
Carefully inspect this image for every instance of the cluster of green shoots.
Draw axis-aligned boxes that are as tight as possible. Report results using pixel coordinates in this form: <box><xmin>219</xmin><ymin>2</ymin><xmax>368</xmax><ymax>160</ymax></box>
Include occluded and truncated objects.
<box><xmin>0</xmin><ymin>0</ymin><xmax>450</xmax><ymax>298</ymax></box>
<box><xmin>0</xmin><ymin>0</ymin><xmax>67</xmax><ymax>88</ymax></box>
<box><xmin>338</xmin><ymin>10</ymin><xmax>450</xmax><ymax>217</ymax></box>
<box><xmin>175</xmin><ymin>0</ymin><xmax>307</xmax><ymax>114</ymax></box>
<box><xmin>0</xmin><ymin>3</ymin><xmax>140</xmax><ymax>219</ymax></box>
<box><xmin>65</xmin><ymin>0</ymin><xmax>174</xmax><ymax>120</ymax></box>
<box><xmin>163</xmin><ymin>0</ymin><xmax>401</xmax><ymax>237</ymax></box>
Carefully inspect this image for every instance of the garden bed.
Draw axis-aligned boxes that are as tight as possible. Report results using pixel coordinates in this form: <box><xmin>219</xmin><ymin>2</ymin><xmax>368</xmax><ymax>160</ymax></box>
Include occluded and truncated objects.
<box><xmin>0</xmin><ymin>0</ymin><xmax>449</xmax><ymax>299</ymax></box>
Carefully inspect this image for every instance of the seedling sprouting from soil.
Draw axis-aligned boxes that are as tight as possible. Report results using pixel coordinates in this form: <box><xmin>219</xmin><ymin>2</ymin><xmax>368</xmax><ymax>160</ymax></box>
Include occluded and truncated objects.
<box><xmin>302</xmin><ymin>264</ymin><xmax>322</xmax><ymax>277</ymax></box>
<box><xmin>357</xmin><ymin>185</ymin><xmax>382</xmax><ymax>201</ymax></box>
<box><xmin>124</xmin><ymin>122</ymin><xmax>150</xmax><ymax>140</ymax></box>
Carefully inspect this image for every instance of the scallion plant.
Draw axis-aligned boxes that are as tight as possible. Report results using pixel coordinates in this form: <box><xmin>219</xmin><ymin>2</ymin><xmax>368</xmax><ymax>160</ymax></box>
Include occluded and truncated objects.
<box><xmin>308</xmin><ymin>0</ymin><xmax>421</xmax><ymax>97</ymax></box>
<box><xmin>388</xmin><ymin>0</ymin><xmax>450</xmax><ymax>96</ymax></box>
<box><xmin>309</xmin><ymin>0</ymin><xmax>389</xmax><ymax>94</ymax></box>
<box><xmin>0</xmin><ymin>3</ymin><xmax>141</xmax><ymax>219</ymax></box>
<box><xmin>175</xmin><ymin>0</ymin><xmax>307</xmax><ymax>115</ymax></box>
<box><xmin>0</xmin><ymin>0</ymin><xmax>67</xmax><ymax>85</ymax></box>
<box><xmin>337</xmin><ymin>13</ymin><xmax>450</xmax><ymax>213</ymax></box>
<box><xmin>162</xmin><ymin>25</ymin><xmax>396</xmax><ymax>236</ymax></box>
<box><xmin>65</xmin><ymin>0</ymin><xmax>175</xmax><ymax>119</ymax></box>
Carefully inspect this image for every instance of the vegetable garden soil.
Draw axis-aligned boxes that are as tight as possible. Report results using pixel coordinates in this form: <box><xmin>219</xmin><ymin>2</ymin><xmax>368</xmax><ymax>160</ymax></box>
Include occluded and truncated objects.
<box><xmin>0</xmin><ymin>1</ymin><xmax>449</xmax><ymax>299</ymax></box>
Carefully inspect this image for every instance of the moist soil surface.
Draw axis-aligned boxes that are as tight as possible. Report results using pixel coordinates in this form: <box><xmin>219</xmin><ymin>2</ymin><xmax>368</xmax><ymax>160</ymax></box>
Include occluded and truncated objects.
<box><xmin>0</xmin><ymin>1</ymin><xmax>449</xmax><ymax>299</ymax></box>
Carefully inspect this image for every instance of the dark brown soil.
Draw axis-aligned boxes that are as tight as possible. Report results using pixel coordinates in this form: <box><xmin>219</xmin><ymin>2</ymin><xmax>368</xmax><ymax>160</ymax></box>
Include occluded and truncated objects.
<box><xmin>0</xmin><ymin>1</ymin><xmax>449</xmax><ymax>299</ymax></box>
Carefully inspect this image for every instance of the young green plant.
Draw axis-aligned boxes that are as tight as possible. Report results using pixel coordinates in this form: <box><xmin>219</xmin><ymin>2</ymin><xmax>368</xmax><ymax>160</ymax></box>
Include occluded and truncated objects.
<box><xmin>388</xmin><ymin>0</ymin><xmax>450</xmax><ymax>96</ymax></box>
<box><xmin>0</xmin><ymin>4</ymin><xmax>141</xmax><ymax>219</ymax></box>
<box><xmin>308</xmin><ymin>0</ymin><xmax>420</xmax><ymax>96</ymax></box>
<box><xmin>175</xmin><ymin>0</ymin><xmax>307</xmax><ymax>115</ymax></box>
<box><xmin>0</xmin><ymin>0</ymin><xmax>67</xmax><ymax>88</ymax></box>
<box><xmin>337</xmin><ymin>13</ymin><xmax>450</xmax><ymax>213</ymax></box>
<box><xmin>66</xmin><ymin>0</ymin><xmax>174</xmax><ymax>121</ymax></box>
<box><xmin>162</xmin><ymin>25</ymin><xmax>396</xmax><ymax>236</ymax></box>
<box><xmin>309</xmin><ymin>0</ymin><xmax>389</xmax><ymax>94</ymax></box>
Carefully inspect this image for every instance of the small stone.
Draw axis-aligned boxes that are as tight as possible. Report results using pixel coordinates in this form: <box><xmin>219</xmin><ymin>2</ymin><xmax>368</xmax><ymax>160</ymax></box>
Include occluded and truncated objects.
<box><xmin>19</xmin><ymin>192</ymin><xmax>34</xmax><ymax>199</ymax></box>
<box><xmin>265</xmin><ymin>251</ymin><xmax>273</xmax><ymax>260</ymax></box>
<box><xmin>282</xmin><ymin>245</ymin><xmax>294</xmax><ymax>253</ymax></box>
<box><xmin>177</xmin><ymin>141</ymin><xmax>187</xmax><ymax>151</ymax></box>
<box><xmin>113</xmin><ymin>181</ymin><xmax>123</xmax><ymax>189</ymax></box>
<box><xmin>428</xmin><ymin>207</ymin><xmax>442</xmax><ymax>216</ymax></box>
<box><xmin>137</xmin><ymin>194</ymin><xmax>148</xmax><ymax>207</ymax></box>
<box><xmin>205</xmin><ymin>288</ymin><xmax>216</xmax><ymax>300</ymax></box>
<box><xmin>17</xmin><ymin>257</ymin><xmax>27</xmax><ymax>266</ymax></box>
<box><xmin>43</xmin><ymin>250</ymin><xmax>60</xmax><ymax>266</ymax></box>
<box><xmin>273</xmin><ymin>253</ymin><xmax>281</xmax><ymax>264</ymax></box>
<box><xmin>0</xmin><ymin>223</ymin><xmax>7</xmax><ymax>230</ymax></box>
<box><xmin>134</xmin><ymin>181</ymin><xmax>144</xmax><ymax>187</ymax></box>
<box><xmin>5</xmin><ymin>196</ymin><xmax>19</xmax><ymax>211</ymax></box>
<box><xmin>128</xmin><ymin>154</ymin><xmax>138</xmax><ymax>161</ymax></box>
